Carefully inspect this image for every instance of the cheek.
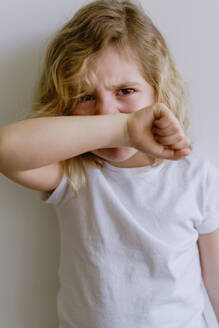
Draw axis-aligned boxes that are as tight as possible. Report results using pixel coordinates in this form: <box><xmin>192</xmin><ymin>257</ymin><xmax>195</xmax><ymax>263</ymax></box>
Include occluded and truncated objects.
<box><xmin>119</xmin><ymin>95</ymin><xmax>154</xmax><ymax>114</ymax></box>
<box><xmin>72</xmin><ymin>103</ymin><xmax>95</xmax><ymax>115</ymax></box>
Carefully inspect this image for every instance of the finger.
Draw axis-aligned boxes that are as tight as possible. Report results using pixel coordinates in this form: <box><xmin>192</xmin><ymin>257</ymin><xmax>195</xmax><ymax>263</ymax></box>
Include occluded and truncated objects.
<box><xmin>172</xmin><ymin>148</ymin><xmax>191</xmax><ymax>160</ymax></box>
<box><xmin>157</xmin><ymin>147</ymin><xmax>191</xmax><ymax>161</ymax></box>
<box><xmin>153</xmin><ymin>103</ymin><xmax>174</xmax><ymax>121</ymax></box>
<box><xmin>154</xmin><ymin>116</ymin><xmax>172</xmax><ymax>129</ymax></box>
<box><xmin>171</xmin><ymin>136</ymin><xmax>191</xmax><ymax>150</ymax></box>
<box><xmin>154</xmin><ymin>133</ymin><xmax>185</xmax><ymax>146</ymax></box>
<box><xmin>152</xmin><ymin>125</ymin><xmax>178</xmax><ymax>137</ymax></box>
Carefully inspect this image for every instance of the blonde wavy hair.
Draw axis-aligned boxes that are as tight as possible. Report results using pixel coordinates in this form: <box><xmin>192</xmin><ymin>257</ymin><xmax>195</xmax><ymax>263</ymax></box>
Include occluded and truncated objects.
<box><xmin>25</xmin><ymin>0</ymin><xmax>192</xmax><ymax>196</ymax></box>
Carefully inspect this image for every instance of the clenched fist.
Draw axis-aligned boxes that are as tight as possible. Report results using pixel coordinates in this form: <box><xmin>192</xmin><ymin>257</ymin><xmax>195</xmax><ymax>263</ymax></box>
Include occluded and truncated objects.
<box><xmin>126</xmin><ymin>103</ymin><xmax>191</xmax><ymax>160</ymax></box>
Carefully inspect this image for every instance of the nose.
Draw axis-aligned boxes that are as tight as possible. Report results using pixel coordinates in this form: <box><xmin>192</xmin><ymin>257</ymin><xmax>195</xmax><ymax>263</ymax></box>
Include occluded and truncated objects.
<box><xmin>96</xmin><ymin>93</ymin><xmax>119</xmax><ymax>115</ymax></box>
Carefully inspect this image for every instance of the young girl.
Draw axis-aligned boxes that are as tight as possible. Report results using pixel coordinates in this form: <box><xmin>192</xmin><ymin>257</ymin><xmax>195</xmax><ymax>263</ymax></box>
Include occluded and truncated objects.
<box><xmin>0</xmin><ymin>0</ymin><xmax>218</xmax><ymax>327</ymax></box>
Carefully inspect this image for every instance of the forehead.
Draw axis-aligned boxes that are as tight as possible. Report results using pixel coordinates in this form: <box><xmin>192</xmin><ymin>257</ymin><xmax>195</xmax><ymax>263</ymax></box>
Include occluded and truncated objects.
<box><xmin>82</xmin><ymin>46</ymin><xmax>145</xmax><ymax>91</ymax></box>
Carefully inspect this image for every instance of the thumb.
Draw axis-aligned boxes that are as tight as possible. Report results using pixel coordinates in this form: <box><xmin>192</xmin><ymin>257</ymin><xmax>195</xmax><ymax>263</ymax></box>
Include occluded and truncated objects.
<box><xmin>153</xmin><ymin>103</ymin><xmax>175</xmax><ymax>126</ymax></box>
<box><xmin>155</xmin><ymin>144</ymin><xmax>175</xmax><ymax>159</ymax></box>
<box><xmin>157</xmin><ymin>146</ymin><xmax>190</xmax><ymax>160</ymax></box>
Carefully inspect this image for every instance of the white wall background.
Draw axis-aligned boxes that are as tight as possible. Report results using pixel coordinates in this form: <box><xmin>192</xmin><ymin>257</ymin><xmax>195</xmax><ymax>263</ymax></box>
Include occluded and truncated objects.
<box><xmin>0</xmin><ymin>1</ymin><xmax>218</xmax><ymax>327</ymax></box>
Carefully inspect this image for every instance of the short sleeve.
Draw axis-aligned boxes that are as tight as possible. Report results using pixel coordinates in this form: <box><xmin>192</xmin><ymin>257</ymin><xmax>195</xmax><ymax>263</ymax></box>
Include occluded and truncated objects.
<box><xmin>197</xmin><ymin>159</ymin><xmax>219</xmax><ymax>234</ymax></box>
<box><xmin>38</xmin><ymin>173</ymin><xmax>68</xmax><ymax>206</ymax></box>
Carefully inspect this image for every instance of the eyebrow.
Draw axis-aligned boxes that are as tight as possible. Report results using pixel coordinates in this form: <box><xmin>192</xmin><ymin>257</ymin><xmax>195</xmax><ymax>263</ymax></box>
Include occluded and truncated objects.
<box><xmin>80</xmin><ymin>81</ymin><xmax>142</xmax><ymax>94</ymax></box>
<box><xmin>109</xmin><ymin>81</ymin><xmax>142</xmax><ymax>89</ymax></box>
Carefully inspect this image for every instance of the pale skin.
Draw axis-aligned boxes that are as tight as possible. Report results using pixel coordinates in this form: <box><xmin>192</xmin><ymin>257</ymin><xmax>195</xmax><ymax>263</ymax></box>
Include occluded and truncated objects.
<box><xmin>73</xmin><ymin>46</ymin><xmax>191</xmax><ymax>167</ymax></box>
<box><xmin>0</xmin><ymin>46</ymin><xmax>218</xmax><ymax>321</ymax></box>
<box><xmin>74</xmin><ymin>48</ymin><xmax>219</xmax><ymax>321</ymax></box>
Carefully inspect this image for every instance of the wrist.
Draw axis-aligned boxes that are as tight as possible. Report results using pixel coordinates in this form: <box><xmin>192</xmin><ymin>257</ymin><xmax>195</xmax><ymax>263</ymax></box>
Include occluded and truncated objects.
<box><xmin>105</xmin><ymin>113</ymin><xmax>131</xmax><ymax>148</ymax></box>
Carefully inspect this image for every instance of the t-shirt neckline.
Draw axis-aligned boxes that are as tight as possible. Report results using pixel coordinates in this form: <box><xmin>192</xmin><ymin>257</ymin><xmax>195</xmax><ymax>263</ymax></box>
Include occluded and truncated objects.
<box><xmin>102</xmin><ymin>159</ymin><xmax>168</xmax><ymax>175</ymax></box>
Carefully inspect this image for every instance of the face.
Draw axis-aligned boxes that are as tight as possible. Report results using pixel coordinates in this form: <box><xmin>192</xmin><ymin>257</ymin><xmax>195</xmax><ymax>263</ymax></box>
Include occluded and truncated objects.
<box><xmin>73</xmin><ymin>46</ymin><xmax>156</xmax><ymax>168</ymax></box>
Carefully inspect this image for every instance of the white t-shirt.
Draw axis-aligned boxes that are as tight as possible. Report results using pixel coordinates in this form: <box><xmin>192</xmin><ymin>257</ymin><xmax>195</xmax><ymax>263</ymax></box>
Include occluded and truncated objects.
<box><xmin>40</xmin><ymin>154</ymin><xmax>219</xmax><ymax>328</ymax></box>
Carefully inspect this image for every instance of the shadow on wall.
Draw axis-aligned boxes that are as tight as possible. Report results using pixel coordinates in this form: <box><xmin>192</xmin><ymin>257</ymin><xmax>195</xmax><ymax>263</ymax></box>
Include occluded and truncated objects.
<box><xmin>0</xmin><ymin>41</ymin><xmax>60</xmax><ymax>328</ymax></box>
<box><xmin>0</xmin><ymin>39</ymin><xmax>50</xmax><ymax>125</ymax></box>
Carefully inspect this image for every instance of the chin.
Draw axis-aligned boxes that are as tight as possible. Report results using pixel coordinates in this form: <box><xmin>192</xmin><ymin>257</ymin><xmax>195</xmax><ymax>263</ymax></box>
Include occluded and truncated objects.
<box><xmin>91</xmin><ymin>147</ymin><xmax>138</xmax><ymax>162</ymax></box>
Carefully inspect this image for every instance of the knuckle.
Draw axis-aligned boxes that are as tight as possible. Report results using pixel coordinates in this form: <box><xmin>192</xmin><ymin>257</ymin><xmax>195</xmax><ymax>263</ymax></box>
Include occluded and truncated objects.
<box><xmin>172</xmin><ymin>126</ymin><xmax>179</xmax><ymax>134</ymax></box>
<box><xmin>163</xmin><ymin>116</ymin><xmax>171</xmax><ymax>125</ymax></box>
<box><xmin>177</xmin><ymin>135</ymin><xmax>183</xmax><ymax>142</ymax></box>
<box><xmin>158</xmin><ymin>102</ymin><xmax>166</xmax><ymax>108</ymax></box>
<box><xmin>157</xmin><ymin>102</ymin><xmax>169</xmax><ymax>113</ymax></box>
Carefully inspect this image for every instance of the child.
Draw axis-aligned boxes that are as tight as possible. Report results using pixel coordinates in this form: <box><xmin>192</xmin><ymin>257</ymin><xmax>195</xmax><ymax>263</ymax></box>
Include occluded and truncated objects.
<box><xmin>0</xmin><ymin>0</ymin><xmax>219</xmax><ymax>327</ymax></box>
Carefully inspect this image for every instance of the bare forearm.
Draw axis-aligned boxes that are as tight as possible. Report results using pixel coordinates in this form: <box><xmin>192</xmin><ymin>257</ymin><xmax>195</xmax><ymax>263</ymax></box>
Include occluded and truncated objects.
<box><xmin>0</xmin><ymin>114</ymin><xmax>129</xmax><ymax>171</ymax></box>
<box><xmin>203</xmin><ymin>279</ymin><xmax>219</xmax><ymax>323</ymax></box>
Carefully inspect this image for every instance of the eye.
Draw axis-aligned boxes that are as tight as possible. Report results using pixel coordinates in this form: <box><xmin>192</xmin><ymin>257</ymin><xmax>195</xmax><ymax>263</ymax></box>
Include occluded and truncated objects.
<box><xmin>79</xmin><ymin>94</ymin><xmax>95</xmax><ymax>103</ymax></box>
<box><xmin>118</xmin><ymin>88</ymin><xmax>136</xmax><ymax>96</ymax></box>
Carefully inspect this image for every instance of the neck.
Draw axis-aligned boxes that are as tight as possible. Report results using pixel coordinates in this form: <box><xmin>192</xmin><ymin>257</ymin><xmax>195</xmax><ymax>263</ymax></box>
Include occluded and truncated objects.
<box><xmin>105</xmin><ymin>151</ymin><xmax>155</xmax><ymax>168</ymax></box>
